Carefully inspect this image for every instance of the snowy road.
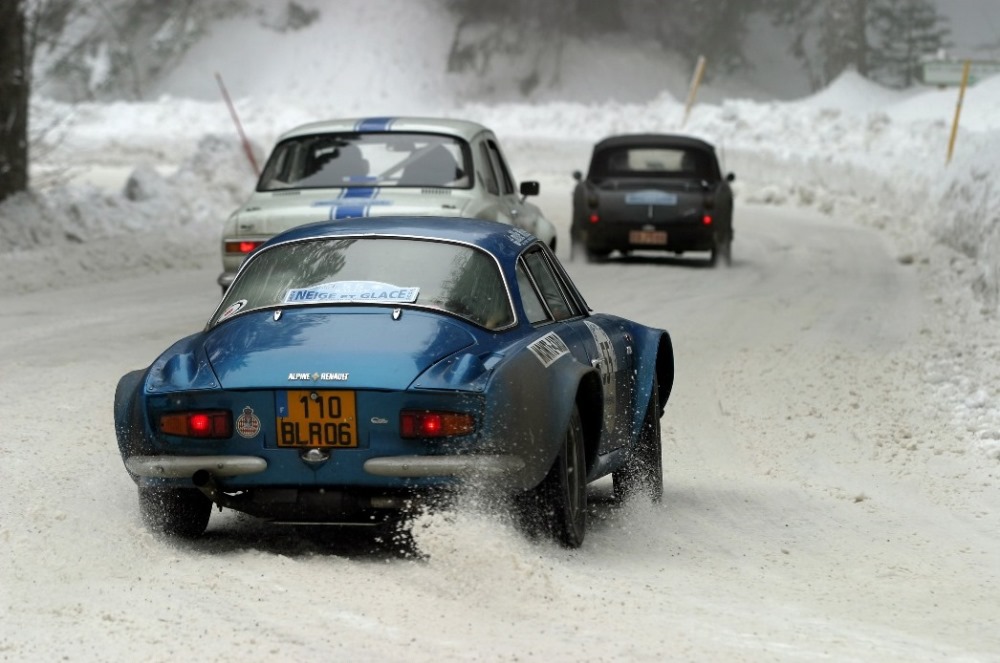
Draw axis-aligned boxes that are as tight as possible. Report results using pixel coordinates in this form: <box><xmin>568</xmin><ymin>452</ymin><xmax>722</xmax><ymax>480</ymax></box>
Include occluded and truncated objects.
<box><xmin>2</xmin><ymin>195</ymin><xmax>998</xmax><ymax>660</ymax></box>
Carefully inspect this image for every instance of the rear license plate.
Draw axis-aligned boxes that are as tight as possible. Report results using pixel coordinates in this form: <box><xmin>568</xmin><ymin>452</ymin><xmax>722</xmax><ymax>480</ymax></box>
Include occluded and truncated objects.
<box><xmin>629</xmin><ymin>230</ymin><xmax>668</xmax><ymax>245</ymax></box>
<box><xmin>276</xmin><ymin>390</ymin><xmax>357</xmax><ymax>448</ymax></box>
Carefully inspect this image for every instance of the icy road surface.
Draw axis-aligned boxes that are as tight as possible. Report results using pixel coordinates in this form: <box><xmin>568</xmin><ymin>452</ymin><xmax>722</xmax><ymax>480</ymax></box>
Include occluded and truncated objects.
<box><xmin>1</xmin><ymin>197</ymin><xmax>998</xmax><ymax>661</ymax></box>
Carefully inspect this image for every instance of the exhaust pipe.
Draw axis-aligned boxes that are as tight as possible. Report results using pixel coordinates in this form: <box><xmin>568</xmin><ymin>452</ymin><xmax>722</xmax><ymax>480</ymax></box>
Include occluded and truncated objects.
<box><xmin>193</xmin><ymin>469</ymin><xmax>226</xmax><ymax>507</ymax></box>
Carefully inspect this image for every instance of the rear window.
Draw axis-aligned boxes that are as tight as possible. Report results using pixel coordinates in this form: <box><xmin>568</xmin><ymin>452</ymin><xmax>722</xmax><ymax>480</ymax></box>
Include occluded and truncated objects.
<box><xmin>214</xmin><ymin>237</ymin><xmax>514</xmax><ymax>330</ymax></box>
<box><xmin>591</xmin><ymin>146</ymin><xmax>715</xmax><ymax>180</ymax></box>
<box><xmin>258</xmin><ymin>132</ymin><xmax>472</xmax><ymax>190</ymax></box>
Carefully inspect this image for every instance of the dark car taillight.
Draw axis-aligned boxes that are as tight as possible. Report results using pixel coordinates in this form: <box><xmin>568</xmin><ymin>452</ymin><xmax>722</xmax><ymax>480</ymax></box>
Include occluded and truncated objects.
<box><xmin>159</xmin><ymin>411</ymin><xmax>232</xmax><ymax>438</ymax></box>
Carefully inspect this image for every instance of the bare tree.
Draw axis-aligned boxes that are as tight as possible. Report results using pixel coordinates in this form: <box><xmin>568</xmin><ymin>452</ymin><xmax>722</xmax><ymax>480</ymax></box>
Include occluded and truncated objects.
<box><xmin>0</xmin><ymin>0</ymin><xmax>29</xmax><ymax>203</ymax></box>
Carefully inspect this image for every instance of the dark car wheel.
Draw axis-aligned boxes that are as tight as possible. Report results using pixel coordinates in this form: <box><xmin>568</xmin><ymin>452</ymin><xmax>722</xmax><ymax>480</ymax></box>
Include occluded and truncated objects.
<box><xmin>721</xmin><ymin>237</ymin><xmax>733</xmax><ymax>266</ymax></box>
<box><xmin>585</xmin><ymin>247</ymin><xmax>611</xmax><ymax>263</ymax></box>
<box><xmin>138</xmin><ymin>487</ymin><xmax>212</xmax><ymax>538</ymax></box>
<box><xmin>613</xmin><ymin>376</ymin><xmax>663</xmax><ymax>503</ymax></box>
<box><xmin>519</xmin><ymin>406</ymin><xmax>587</xmax><ymax>548</ymax></box>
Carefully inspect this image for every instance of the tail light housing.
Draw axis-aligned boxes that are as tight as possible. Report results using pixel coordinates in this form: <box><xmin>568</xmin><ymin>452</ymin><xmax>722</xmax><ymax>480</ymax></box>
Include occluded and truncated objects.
<box><xmin>224</xmin><ymin>240</ymin><xmax>264</xmax><ymax>255</ymax></box>
<box><xmin>400</xmin><ymin>410</ymin><xmax>475</xmax><ymax>438</ymax></box>
<box><xmin>702</xmin><ymin>214</ymin><xmax>713</xmax><ymax>226</ymax></box>
<box><xmin>159</xmin><ymin>411</ymin><xmax>232</xmax><ymax>438</ymax></box>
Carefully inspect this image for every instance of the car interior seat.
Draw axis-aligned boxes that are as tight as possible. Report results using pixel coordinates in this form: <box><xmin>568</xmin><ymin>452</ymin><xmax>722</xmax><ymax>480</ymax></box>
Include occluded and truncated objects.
<box><xmin>399</xmin><ymin>145</ymin><xmax>463</xmax><ymax>186</ymax></box>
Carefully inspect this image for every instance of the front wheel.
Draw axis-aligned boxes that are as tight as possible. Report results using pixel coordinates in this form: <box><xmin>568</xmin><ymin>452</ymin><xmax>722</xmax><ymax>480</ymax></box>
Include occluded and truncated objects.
<box><xmin>138</xmin><ymin>487</ymin><xmax>212</xmax><ymax>538</ymax></box>
<box><xmin>519</xmin><ymin>406</ymin><xmax>587</xmax><ymax>548</ymax></box>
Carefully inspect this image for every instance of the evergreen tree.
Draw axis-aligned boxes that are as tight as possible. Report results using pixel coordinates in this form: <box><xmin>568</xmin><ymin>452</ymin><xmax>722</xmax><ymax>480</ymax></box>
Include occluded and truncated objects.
<box><xmin>869</xmin><ymin>0</ymin><xmax>950</xmax><ymax>87</ymax></box>
<box><xmin>0</xmin><ymin>0</ymin><xmax>29</xmax><ymax>203</ymax></box>
<box><xmin>817</xmin><ymin>0</ymin><xmax>870</xmax><ymax>83</ymax></box>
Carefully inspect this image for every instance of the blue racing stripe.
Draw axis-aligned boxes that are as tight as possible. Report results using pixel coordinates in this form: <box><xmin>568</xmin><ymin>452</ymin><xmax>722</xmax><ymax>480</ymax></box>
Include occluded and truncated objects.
<box><xmin>342</xmin><ymin>187</ymin><xmax>378</xmax><ymax>199</ymax></box>
<box><xmin>354</xmin><ymin>117</ymin><xmax>396</xmax><ymax>132</ymax></box>
<box><xmin>332</xmin><ymin>204</ymin><xmax>369</xmax><ymax>219</ymax></box>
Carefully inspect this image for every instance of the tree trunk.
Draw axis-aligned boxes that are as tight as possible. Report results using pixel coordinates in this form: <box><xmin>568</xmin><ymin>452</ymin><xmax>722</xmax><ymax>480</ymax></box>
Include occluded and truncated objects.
<box><xmin>0</xmin><ymin>0</ymin><xmax>29</xmax><ymax>203</ymax></box>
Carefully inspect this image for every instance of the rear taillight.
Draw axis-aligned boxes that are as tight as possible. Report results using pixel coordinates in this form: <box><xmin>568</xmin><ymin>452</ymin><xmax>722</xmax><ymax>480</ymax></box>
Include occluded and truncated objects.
<box><xmin>589</xmin><ymin>213</ymin><xmax>600</xmax><ymax>224</ymax></box>
<box><xmin>224</xmin><ymin>240</ymin><xmax>264</xmax><ymax>255</ymax></box>
<box><xmin>400</xmin><ymin>411</ymin><xmax>475</xmax><ymax>438</ymax></box>
<box><xmin>702</xmin><ymin>214</ymin><xmax>713</xmax><ymax>226</ymax></box>
<box><xmin>159</xmin><ymin>411</ymin><xmax>232</xmax><ymax>438</ymax></box>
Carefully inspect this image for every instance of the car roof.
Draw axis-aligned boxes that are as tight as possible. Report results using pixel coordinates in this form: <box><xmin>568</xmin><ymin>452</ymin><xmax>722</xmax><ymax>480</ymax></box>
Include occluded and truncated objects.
<box><xmin>276</xmin><ymin>116</ymin><xmax>492</xmax><ymax>142</ymax></box>
<box><xmin>264</xmin><ymin>216</ymin><xmax>538</xmax><ymax>258</ymax></box>
<box><xmin>593</xmin><ymin>133</ymin><xmax>717</xmax><ymax>153</ymax></box>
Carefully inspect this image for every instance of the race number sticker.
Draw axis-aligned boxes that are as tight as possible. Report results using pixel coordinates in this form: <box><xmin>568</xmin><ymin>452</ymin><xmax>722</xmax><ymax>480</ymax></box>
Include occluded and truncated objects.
<box><xmin>528</xmin><ymin>332</ymin><xmax>569</xmax><ymax>368</ymax></box>
<box><xmin>585</xmin><ymin>321</ymin><xmax>617</xmax><ymax>430</ymax></box>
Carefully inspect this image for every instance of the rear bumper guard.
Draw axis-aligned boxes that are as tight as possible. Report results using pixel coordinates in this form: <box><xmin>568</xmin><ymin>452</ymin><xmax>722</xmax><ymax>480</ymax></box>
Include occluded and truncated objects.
<box><xmin>363</xmin><ymin>454</ymin><xmax>524</xmax><ymax>478</ymax></box>
<box><xmin>126</xmin><ymin>455</ymin><xmax>267</xmax><ymax>478</ymax></box>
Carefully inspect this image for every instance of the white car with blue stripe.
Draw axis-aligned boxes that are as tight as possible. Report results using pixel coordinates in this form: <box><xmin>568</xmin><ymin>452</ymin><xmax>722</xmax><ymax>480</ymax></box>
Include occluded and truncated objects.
<box><xmin>218</xmin><ymin>116</ymin><xmax>557</xmax><ymax>291</ymax></box>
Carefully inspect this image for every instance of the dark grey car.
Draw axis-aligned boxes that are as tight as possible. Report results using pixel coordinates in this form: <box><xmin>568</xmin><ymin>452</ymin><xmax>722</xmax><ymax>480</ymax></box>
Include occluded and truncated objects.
<box><xmin>571</xmin><ymin>134</ymin><xmax>735</xmax><ymax>265</ymax></box>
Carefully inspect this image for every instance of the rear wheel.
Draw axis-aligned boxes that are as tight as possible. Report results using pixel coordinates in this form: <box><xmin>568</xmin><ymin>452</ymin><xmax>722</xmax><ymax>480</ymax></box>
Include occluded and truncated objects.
<box><xmin>519</xmin><ymin>406</ymin><xmax>587</xmax><ymax>548</ymax></box>
<box><xmin>586</xmin><ymin>247</ymin><xmax>611</xmax><ymax>263</ymax></box>
<box><xmin>613</xmin><ymin>376</ymin><xmax>663</xmax><ymax>503</ymax></box>
<box><xmin>138</xmin><ymin>487</ymin><xmax>212</xmax><ymax>538</ymax></box>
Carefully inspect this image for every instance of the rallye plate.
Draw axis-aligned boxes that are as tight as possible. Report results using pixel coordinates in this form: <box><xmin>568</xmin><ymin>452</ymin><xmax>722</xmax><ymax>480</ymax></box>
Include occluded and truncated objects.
<box><xmin>629</xmin><ymin>230</ymin><xmax>668</xmax><ymax>245</ymax></box>
<box><xmin>276</xmin><ymin>390</ymin><xmax>357</xmax><ymax>447</ymax></box>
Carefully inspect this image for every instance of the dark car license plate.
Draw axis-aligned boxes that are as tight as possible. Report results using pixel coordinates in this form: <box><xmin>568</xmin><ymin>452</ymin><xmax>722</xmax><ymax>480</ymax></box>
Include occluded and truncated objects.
<box><xmin>629</xmin><ymin>230</ymin><xmax>667</xmax><ymax>245</ymax></box>
<box><xmin>276</xmin><ymin>390</ymin><xmax>357</xmax><ymax>447</ymax></box>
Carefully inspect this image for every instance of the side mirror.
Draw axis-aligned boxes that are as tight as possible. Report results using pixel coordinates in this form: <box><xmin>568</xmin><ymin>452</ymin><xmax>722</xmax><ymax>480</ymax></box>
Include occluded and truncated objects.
<box><xmin>726</xmin><ymin>172</ymin><xmax>736</xmax><ymax>182</ymax></box>
<box><xmin>520</xmin><ymin>181</ymin><xmax>540</xmax><ymax>197</ymax></box>
<box><xmin>572</xmin><ymin>170</ymin><xmax>582</xmax><ymax>182</ymax></box>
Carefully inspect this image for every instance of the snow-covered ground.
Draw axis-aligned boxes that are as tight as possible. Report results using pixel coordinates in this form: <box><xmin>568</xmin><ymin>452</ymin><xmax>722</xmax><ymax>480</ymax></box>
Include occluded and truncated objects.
<box><xmin>2</xmin><ymin>2</ymin><xmax>999</xmax><ymax>660</ymax></box>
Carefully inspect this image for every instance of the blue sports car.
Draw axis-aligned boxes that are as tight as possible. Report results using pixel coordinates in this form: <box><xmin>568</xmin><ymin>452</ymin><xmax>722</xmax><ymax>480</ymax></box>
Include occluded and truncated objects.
<box><xmin>114</xmin><ymin>217</ymin><xmax>674</xmax><ymax>548</ymax></box>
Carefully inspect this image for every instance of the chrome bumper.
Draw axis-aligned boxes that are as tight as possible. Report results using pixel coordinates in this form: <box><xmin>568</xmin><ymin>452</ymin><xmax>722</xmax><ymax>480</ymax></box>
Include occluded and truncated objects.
<box><xmin>363</xmin><ymin>455</ymin><xmax>524</xmax><ymax>478</ymax></box>
<box><xmin>126</xmin><ymin>455</ymin><xmax>267</xmax><ymax>478</ymax></box>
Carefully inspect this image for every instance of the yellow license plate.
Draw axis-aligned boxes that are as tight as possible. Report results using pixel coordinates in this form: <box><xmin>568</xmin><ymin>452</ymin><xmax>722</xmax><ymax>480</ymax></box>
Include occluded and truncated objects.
<box><xmin>629</xmin><ymin>230</ymin><xmax>668</xmax><ymax>245</ymax></box>
<box><xmin>276</xmin><ymin>390</ymin><xmax>357</xmax><ymax>448</ymax></box>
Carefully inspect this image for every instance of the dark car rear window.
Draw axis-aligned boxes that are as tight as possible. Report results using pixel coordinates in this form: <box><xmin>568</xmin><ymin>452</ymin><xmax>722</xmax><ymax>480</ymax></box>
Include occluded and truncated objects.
<box><xmin>591</xmin><ymin>146</ymin><xmax>716</xmax><ymax>180</ymax></box>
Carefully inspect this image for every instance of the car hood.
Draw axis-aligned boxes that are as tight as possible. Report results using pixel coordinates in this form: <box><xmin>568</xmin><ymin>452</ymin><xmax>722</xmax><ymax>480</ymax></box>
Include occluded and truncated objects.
<box><xmin>203</xmin><ymin>308</ymin><xmax>478</xmax><ymax>390</ymax></box>
<box><xmin>231</xmin><ymin>188</ymin><xmax>474</xmax><ymax>235</ymax></box>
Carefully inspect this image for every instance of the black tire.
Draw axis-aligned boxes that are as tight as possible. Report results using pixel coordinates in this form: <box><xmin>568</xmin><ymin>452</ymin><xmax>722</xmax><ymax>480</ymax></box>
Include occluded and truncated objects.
<box><xmin>708</xmin><ymin>243</ymin><xmax>719</xmax><ymax>267</ymax></box>
<box><xmin>613</xmin><ymin>376</ymin><xmax>663</xmax><ymax>503</ymax></box>
<box><xmin>519</xmin><ymin>406</ymin><xmax>587</xmax><ymax>548</ymax></box>
<box><xmin>138</xmin><ymin>487</ymin><xmax>212</xmax><ymax>538</ymax></box>
<box><xmin>585</xmin><ymin>247</ymin><xmax>610</xmax><ymax>263</ymax></box>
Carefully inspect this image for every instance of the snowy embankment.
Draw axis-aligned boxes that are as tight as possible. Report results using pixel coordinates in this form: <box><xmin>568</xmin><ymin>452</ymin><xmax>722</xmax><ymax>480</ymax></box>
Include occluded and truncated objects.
<box><xmin>2</xmin><ymin>72</ymin><xmax>998</xmax><ymax>457</ymax></box>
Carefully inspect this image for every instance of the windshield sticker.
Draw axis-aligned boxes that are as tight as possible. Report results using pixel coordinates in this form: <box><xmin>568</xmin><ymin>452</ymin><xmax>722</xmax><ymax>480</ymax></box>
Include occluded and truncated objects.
<box><xmin>284</xmin><ymin>281</ymin><xmax>420</xmax><ymax>304</ymax></box>
<box><xmin>528</xmin><ymin>332</ymin><xmax>569</xmax><ymax>367</ymax></box>
<box><xmin>218</xmin><ymin>299</ymin><xmax>248</xmax><ymax>322</ymax></box>
<box><xmin>625</xmin><ymin>190</ymin><xmax>678</xmax><ymax>206</ymax></box>
<box><xmin>505</xmin><ymin>227</ymin><xmax>534</xmax><ymax>246</ymax></box>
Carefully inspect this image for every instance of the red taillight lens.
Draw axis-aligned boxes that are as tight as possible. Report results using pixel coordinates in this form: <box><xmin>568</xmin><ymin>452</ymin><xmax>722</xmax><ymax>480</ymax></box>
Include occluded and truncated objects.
<box><xmin>224</xmin><ymin>240</ymin><xmax>264</xmax><ymax>255</ymax></box>
<box><xmin>589</xmin><ymin>213</ymin><xmax>600</xmax><ymax>224</ymax></box>
<box><xmin>702</xmin><ymin>214</ymin><xmax>713</xmax><ymax>226</ymax></box>
<box><xmin>400</xmin><ymin>411</ymin><xmax>475</xmax><ymax>438</ymax></box>
<box><xmin>160</xmin><ymin>411</ymin><xmax>232</xmax><ymax>438</ymax></box>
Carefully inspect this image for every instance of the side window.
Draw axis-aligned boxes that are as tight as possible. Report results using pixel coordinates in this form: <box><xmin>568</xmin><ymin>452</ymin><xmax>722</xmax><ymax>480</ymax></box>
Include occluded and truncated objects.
<box><xmin>516</xmin><ymin>261</ymin><xmax>550</xmax><ymax>324</ymax></box>
<box><xmin>487</xmin><ymin>140</ymin><xmax>516</xmax><ymax>195</ymax></box>
<box><xmin>522</xmin><ymin>249</ymin><xmax>575</xmax><ymax>321</ymax></box>
<box><xmin>478</xmin><ymin>142</ymin><xmax>499</xmax><ymax>195</ymax></box>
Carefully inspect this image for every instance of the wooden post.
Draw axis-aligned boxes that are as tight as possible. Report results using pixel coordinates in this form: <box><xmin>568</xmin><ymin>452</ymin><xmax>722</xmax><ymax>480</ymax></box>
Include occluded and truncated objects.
<box><xmin>682</xmin><ymin>56</ymin><xmax>707</xmax><ymax>129</ymax></box>
<box><xmin>215</xmin><ymin>72</ymin><xmax>260</xmax><ymax>177</ymax></box>
<box><xmin>946</xmin><ymin>60</ymin><xmax>972</xmax><ymax>165</ymax></box>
